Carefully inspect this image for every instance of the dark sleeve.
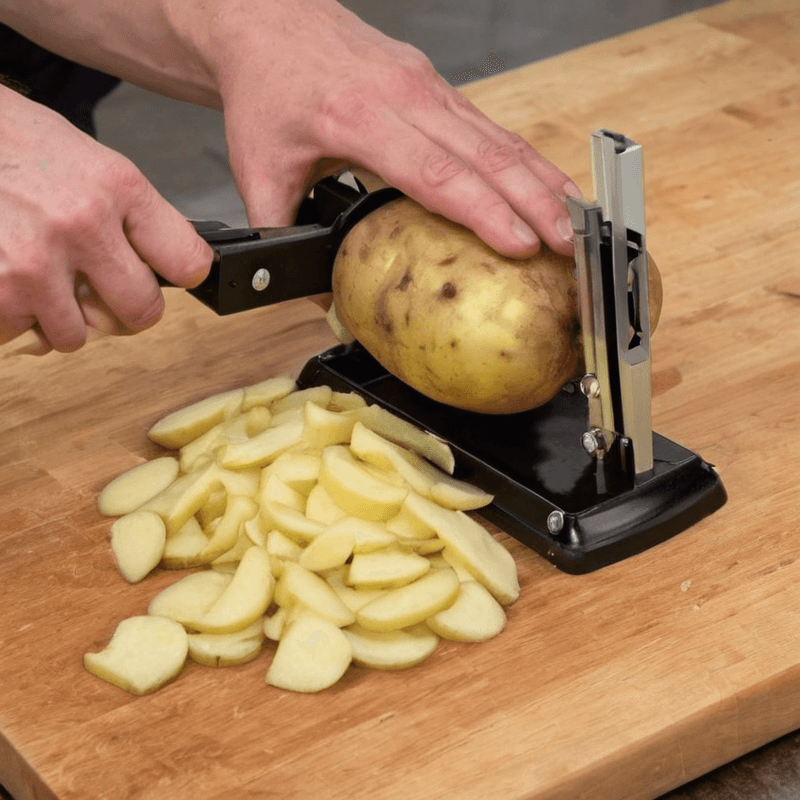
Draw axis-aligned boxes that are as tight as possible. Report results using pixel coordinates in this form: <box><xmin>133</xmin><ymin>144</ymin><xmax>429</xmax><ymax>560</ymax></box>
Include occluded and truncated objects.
<box><xmin>0</xmin><ymin>23</ymin><xmax>120</xmax><ymax>137</ymax></box>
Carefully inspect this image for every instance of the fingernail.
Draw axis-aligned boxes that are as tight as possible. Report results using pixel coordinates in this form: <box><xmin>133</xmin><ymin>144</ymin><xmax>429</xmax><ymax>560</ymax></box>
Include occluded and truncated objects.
<box><xmin>563</xmin><ymin>180</ymin><xmax>584</xmax><ymax>199</ymax></box>
<box><xmin>513</xmin><ymin>219</ymin><xmax>538</xmax><ymax>247</ymax></box>
<box><xmin>557</xmin><ymin>216</ymin><xmax>574</xmax><ymax>243</ymax></box>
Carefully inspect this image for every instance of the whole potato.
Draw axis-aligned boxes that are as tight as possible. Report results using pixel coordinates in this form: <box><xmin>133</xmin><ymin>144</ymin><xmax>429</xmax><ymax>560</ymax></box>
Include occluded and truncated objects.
<box><xmin>332</xmin><ymin>198</ymin><xmax>662</xmax><ymax>415</ymax></box>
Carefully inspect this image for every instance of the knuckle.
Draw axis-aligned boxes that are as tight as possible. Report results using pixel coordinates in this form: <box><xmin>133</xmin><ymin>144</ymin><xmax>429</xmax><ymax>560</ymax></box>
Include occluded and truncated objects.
<box><xmin>124</xmin><ymin>290</ymin><xmax>164</xmax><ymax>331</ymax></box>
<box><xmin>420</xmin><ymin>151</ymin><xmax>468</xmax><ymax>188</ymax></box>
<box><xmin>475</xmin><ymin>139</ymin><xmax>518</xmax><ymax>174</ymax></box>
<box><xmin>316</xmin><ymin>85</ymin><xmax>378</xmax><ymax>142</ymax></box>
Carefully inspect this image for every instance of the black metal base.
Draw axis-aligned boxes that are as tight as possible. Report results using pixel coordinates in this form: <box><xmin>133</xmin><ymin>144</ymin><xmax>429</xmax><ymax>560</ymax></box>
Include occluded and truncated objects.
<box><xmin>298</xmin><ymin>344</ymin><xmax>727</xmax><ymax>574</ymax></box>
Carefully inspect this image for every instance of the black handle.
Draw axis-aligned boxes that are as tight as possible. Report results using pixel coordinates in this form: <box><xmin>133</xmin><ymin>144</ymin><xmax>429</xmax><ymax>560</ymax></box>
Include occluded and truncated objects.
<box><xmin>158</xmin><ymin>177</ymin><xmax>402</xmax><ymax>316</ymax></box>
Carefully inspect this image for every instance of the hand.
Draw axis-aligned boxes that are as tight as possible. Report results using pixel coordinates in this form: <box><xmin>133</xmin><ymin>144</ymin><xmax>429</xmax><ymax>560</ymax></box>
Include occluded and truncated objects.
<box><xmin>187</xmin><ymin>0</ymin><xmax>579</xmax><ymax>259</ymax></box>
<box><xmin>0</xmin><ymin>84</ymin><xmax>213</xmax><ymax>353</ymax></box>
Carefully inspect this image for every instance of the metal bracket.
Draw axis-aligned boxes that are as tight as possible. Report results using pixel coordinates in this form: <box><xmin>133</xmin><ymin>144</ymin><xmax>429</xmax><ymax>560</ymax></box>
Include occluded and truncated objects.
<box><xmin>567</xmin><ymin>129</ymin><xmax>654</xmax><ymax>482</ymax></box>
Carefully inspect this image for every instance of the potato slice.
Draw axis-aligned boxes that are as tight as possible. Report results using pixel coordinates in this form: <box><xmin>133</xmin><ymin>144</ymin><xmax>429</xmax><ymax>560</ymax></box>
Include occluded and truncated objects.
<box><xmin>402</xmin><ymin>493</ymin><xmax>520</xmax><ymax>605</ymax></box>
<box><xmin>358</xmin><ymin>405</ymin><xmax>454</xmax><ymax>474</ymax></box>
<box><xmin>84</xmin><ymin>615</ymin><xmax>188</xmax><ymax>695</ymax></box>
<box><xmin>298</xmin><ymin>525</ymin><xmax>355</xmax><ymax>572</ymax></box>
<box><xmin>197</xmin><ymin>487</ymin><xmax>227</xmax><ymax>529</ymax></box>
<box><xmin>329</xmin><ymin>390</ymin><xmax>367</xmax><ymax>412</ymax></box>
<box><xmin>265</xmin><ymin>528</ymin><xmax>303</xmax><ymax>563</ymax></box>
<box><xmin>277</xmin><ymin>561</ymin><xmax>355</xmax><ymax>627</ymax></box>
<box><xmin>97</xmin><ymin>457</ymin><xmax>180</xmax><ymax>516</ymax></box>
<box><xmin>219</xmin><ymin>417</ymin><xmax>305</xmax><ymax>470</ymax></box>
<box><xmin>109</xmin><ymin>510</ymin><xmax>166</xmax><ymax>583</ymax></box>
<box><xmin>148</xmin><ymin>570</ymin><xmax>233</xmax><ymax>629</ymax></box>
<box><xmin>161</xmin><ymin>517</ymin><xmax>210</xmax><ymax>570</ymax></box>
<box><xmin>148</xmin><ymin>388</ymin><xmax>244</xmax><ymax>449</ymax></box>
<box><xmin>426</xmin><ymin>580</ymin><xmax>506</xmax><ymax>642</ymax></box>
<box><xmin>271</xmin><ymin>385</ymin><xmax>332</xmax><ymax>416</ymax></box>
<box><xmin>302</xmin><ymin>402</ymin><xmax>364</xmax><ymax>449</ymax></box>
<box><xmin>263</xmin><ymin>606</ymin><xmax>287</xmax><ymax>641</ymax></box>
<box><xmin>261</xmin><ymin>500</ymin><xmax>325</xmax><ymax>544</ymax></box>
<box><xmin>188</xmin><ymin>618</ymin><xmax>265</xmax><ymax>667</ymax></box>
<box><xmin>141</xmin><ymin>462</ymin><xmax>222</xmax><ymax>537</ymax></box>
<box><xmin>304</xmin><ymin>483</ymin><xmax>348</xmax><ymax>525</ymax></box>
<box><xmin>266</xmin><ymin>611</ymin><xmax>352</xmax><ymax>693</ymax></box>
<box><xmin>260</xmin><ymin>472</ymin><xmax>306</xmax><ymax>512</ymax></box>
<box><xmin>198</xmin><ymin>495</ymin><xmax>258</xmax><ymax>563</ymax></box>
<box><xmin>195</xmin><ymin>546</ymin><xmax>274</xmax><ymax>633</ymax></box>
<box><xmin>347</xmin><ymin>546</ymin><xmax>430</xmax><ymax>590</ymax></box>
<box><xmin>344</xmin><ymin>623</ymin><xmax>439</xmax><ymax>670</ymax></box>
<box><xmin>356</xmin><ymin>567</ymin><xmax>459</xmax><ymax>632</ymax></box>
<box><xmin>429</xmin><ymin>549</ymin><xmax>474</xmax><ymax>582</ymax></box>
<box><xmin>215</xmin><ymin>467</ymin><xmax>261</xmax><ymax>498</ymax></box>
<box><xmin>324</xmin><ymin>516</ymin><xmax>396</xmax><ymax>554</ymax></box>
<box><xmin>350</xmin><ymin>422</ymin><xmax>493</xmax><ymax>510</ymax></box>
<box><xmin>211</xmin><ymin>527</ymin><xmax>253</xmax><ymax>566</ymax></box>
<box><xmin>385</xmin><ymin>505</ymin><xmax>437</xmax><ymax>540</ymax></box>
<box><xmin>319</xmin><ymin>445</ymin><xmax>407</xmax><ymax>521</ymax></box>
<box><xmin>263</xmin><ymin>451</ymin><xmax>321</xmax><ymax>496</ymax></box>
<box><xmin>325</xmin><ymin>568</ymin><xmax>386</xmax><ymax>613</ymax></box>
<box><xmin>241</xmin><ymin>375</ymin><xmax>297</xmax><ymax>412</ymax></box>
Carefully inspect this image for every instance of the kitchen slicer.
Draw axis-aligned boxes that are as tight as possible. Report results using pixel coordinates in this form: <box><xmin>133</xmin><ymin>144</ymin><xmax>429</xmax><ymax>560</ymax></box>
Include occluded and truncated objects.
<box><xmin>174</xmin><ymin>129</ymin><xmax>726</xmax><ymax>574</ymax></box>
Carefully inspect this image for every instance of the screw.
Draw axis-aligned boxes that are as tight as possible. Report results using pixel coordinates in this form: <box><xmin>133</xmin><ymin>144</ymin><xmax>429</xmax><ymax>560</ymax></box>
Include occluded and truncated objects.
<box><xmin>547</xmin><ymin>511</ymin><xmax>564</xmax><ymax>534</ymax></box>
<box><xmin>582</xmin><ymin>428</ymin><xmax>607</xmax><ymax>456</ymax></box>
<box><xmin>580</xmin><ymin>374</ymin><xmax>601</xmax><ymax>398</ymax></box>
<box><xmin>252</xmin><ymin>269</ymin><xmax>271</xmax><ymax>292</ymax></box>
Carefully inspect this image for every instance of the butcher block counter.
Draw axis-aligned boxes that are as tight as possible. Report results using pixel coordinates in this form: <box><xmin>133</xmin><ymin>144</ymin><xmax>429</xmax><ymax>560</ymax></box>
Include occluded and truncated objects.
<box><xmin>2</xmin><ymin>1</ymin><xmax>799</xmax><ymax>798</ymax></box>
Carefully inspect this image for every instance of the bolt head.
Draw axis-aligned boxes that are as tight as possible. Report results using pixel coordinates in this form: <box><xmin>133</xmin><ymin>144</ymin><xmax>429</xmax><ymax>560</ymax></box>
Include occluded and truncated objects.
<box><xmin>547</xmin><ymin>511</ymin><xmax>565</xmax><ymax>534</ymax></box>
<box><xmin>252</xmin><ymin>268</ymin><xmax>271</xmax><ymax>292</ymax></box>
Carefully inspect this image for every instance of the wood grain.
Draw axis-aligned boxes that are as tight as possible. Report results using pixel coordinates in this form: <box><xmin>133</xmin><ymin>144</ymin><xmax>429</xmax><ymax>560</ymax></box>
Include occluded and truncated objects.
<box><xmin>2</xmin><ymin>1</ymin><xmax>800</xmax><ymax>798</ymax></box>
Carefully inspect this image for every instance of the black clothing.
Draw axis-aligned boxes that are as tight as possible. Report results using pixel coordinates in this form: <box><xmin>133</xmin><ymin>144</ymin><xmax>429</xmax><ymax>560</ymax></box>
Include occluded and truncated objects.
<box><xmin>0</xmin><ymin>23</ymin><xmax>119</xmax><ymax>137</ymax></box>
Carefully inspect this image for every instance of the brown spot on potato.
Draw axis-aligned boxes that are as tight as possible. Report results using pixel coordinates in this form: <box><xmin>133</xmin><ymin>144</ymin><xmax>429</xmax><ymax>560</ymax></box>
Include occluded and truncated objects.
<box><xmin>450</xmin><ymin>339</ymin><xmax>458</xmax><ymax>349</ymax></box>
<box><xmin>374</xmin><ymin>309</ymin><xmax>393</xmax><ymax>335</ymax></box>
<box><xmin>438</xmin><ymin>253</ymin><xmax>458</xmax><ymax>266</ymax></box>
<box><xmin>389</xmin><ymin>224</ymin><xmax>403</xmax><ymax>239</ymax></box>
<box><xmin>359</xmin><ymin>243</ymin><xmax>370</xmax><ymax>262</ymax></box>
<box><xmin>480</xmin><ymin>260</ymin><xmax>498</xmax><ymax>274</ymax></box>
<box><xmin>396</xmin><ymin>271</ymin><xmax>412</xmax><ymax>291</ymax></box>
<box><xmin>439</xmin><ymin>282</ymin><xmax>458</xmax><ymax>300</ymax></box>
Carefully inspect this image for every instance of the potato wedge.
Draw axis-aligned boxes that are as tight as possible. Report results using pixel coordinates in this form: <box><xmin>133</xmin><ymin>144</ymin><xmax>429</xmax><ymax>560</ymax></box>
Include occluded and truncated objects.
<box><xmin>347</xmin><ymin>546</ymin><xmax>430</xmax><ymax>590</ymax></box>
<box><xmin>197</xmin><ymin>495</ymin><xmax>258</xmax><ymax>564</ymax></box>
<box><xmin>195</xmin><ymin>546</ymin><xmax>274</xmax><ymax>633</ymax></box>
<box><xmin>344</xmin><ymin>623</ymin><xmax>439</xmax><ymax>670</ymax></box>
<box><xmin>98</xmin><ymin>457</ymin><xmax>180</xmax><ymax>516</ymax></box>
<box><xmin>356</xmin><ymin>567</ymin><xmax>459</xmax><ymax>632</ymax></box>
<box><xmin>148</xmin><ymin>570</ymin><xmax>233</xmax><ymax>629</ymax></box>
<box><xmin>261</xmin><ymin>500</ymin><xmax>325</xmax><ymax>544</ymax></box>
<box><xmin>302</xmin><ymin>402</ymin><xmax>364</xmax><ymax>449</ymax></box>
<box><xmin>241</xmin><ymin>375</ymin><xmax>297</xmax><ymax>412</ymax></box>
<box><xmin>324</xmin><ymin>516</ymin><xmax>396</xmax><ymax>554</ymax></box>
<box><xmin>84</xmin><ymin>615</ymin><xmax>188</xmax><ymax>695</ymax></box>
<box><xmin>319</xmin><ymin>445</ymin><xmax>407</xmax><ymax>521</ymax></box>
<box><xmin>161</xmin><ymin>517</ymin><xmax>210</xmax><ymax>570</ymax></box>
<box><xmin>109</xmin><ymin>510</ymin><xmax>166</xmax><ymax>583</ymax></box>
<box><xmin>219</xmin><ymin>416</ymin><xmax>305</xmax><ymax>470</ymax></box>
<box><xmin>402</xmin><ymin>493</ymin><xmax>519</xmax><ymax>605</ymax></box>
<box><xmin>277</xmin><ymin>561</ymin><xmax>355</xmax><ymax>627</ymax></box>
<box><xmin>298</xmin><ymin>525</ymin><xmax>355</xmax><ymax>572</ymax></box>
<box><xmin>188</xmin><ymin>618</ymin><xmax>265</xmax><ymax>667</ymax></box>
<box><xmin>263</xmin><ymin>451</ymin><xmax>321</xmax><ymax>496</ymax></box>
<box><xmin>260</xmin><ymin>472</ymin><xmax>306</xmax><ymax>512</ymax></box>
<box><xmin>358</xmin><ymin>404</ymin><xmax>454</xmax><ymax>474</ymax></box>
<box><xmin>304</xmin><ymin>483</ymin><xmax>349</xmax><ymax>525</ymax></box>
<box><xmin>271</xmin><ymin>385</ymin><xmax>332</xmax><ymax>416</ymax></box>
<box><xmin>266</xmin><ymin>611</ymin><xmax>352</xmax><ymax>693</ymax></box>
<box><xmin>426</xmin><ymin>580</ymin><xmax>506</xmax><ymax>642</ymax></box>
<box><xmin>325</xmin><ymin>568</ymin><xmax>386</xmax><ymax>613</ymax></box>
<box><xmin>148</xmin><ymin>388</ymin><xmax>244</xmax><ymax>449</ymax></box>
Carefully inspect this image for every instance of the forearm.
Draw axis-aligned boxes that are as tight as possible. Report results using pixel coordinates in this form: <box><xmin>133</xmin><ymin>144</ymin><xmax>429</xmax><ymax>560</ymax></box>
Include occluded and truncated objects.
<box><xmin>0</xmin><ymin>0</ymin><xmax>220</xmax><ymax>106</ymax></box>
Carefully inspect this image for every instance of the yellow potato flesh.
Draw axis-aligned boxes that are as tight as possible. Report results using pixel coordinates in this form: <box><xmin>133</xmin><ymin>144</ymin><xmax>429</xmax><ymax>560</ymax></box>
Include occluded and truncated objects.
<box><xmin>332</xmin><ymin>197</ymin><xmax>662</xmax><ymax>414</ymax></box>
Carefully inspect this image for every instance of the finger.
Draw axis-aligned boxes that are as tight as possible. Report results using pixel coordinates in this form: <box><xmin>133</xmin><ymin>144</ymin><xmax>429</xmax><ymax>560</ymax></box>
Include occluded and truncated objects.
<box><xmin>122</xmin><ymin>180</ymin><xmax>214</xmax><ymax>288</ymax></box>
<box><xmin>401</xmin><ymin>89</ymin><xmax>578</xmax><ymax>255</ymax></box>
<box><xmin>75</xmin><ymin>277</ymin><xmax>134</xmax><ymax>336</ymax></box>
<box><xmin>1</xmin><ymin>327</ymin><xmax>52</xmax><ymax>357</ymax></box>
<box><xmin>438</xmin><ymin>87</ymin><xmax>582</xmax><ymax>201</ymax></box>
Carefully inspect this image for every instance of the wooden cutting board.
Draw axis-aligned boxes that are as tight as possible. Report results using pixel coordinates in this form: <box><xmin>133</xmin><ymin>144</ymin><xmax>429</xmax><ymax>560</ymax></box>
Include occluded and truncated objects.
<box><xmin>2</xmin><ymin>1</ymin><xmax>800</xmax><ymax>798</ymax></box>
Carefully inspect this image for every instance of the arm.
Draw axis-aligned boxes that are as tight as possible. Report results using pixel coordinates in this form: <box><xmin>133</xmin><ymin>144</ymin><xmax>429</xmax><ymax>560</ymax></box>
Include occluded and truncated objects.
<box><xmin>0</xmin><ymin>0</ymin><xmax>579</xmax><ymax>352</ymax></box>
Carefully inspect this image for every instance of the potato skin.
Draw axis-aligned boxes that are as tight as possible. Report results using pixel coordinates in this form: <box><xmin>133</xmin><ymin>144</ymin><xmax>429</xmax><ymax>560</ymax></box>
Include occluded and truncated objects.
<box><xmin>332</xmin><ymin>198</ymin><xmax>661</xmax><ymax>415</ymax></box>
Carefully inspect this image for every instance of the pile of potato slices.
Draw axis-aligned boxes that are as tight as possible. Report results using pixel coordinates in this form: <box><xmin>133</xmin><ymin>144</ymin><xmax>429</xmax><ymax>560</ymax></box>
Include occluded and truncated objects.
<box><xmin>85</xmin><ymin>376</ymin><xmax>520</xmax><ymax>695</ymax></box>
